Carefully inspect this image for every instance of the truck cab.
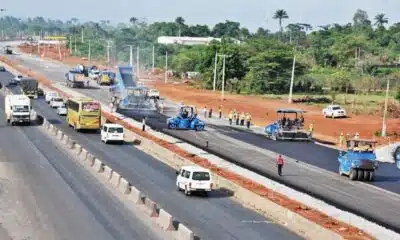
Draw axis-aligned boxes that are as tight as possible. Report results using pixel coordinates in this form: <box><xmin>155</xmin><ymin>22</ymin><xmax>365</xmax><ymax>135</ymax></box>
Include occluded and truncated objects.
<box><xmin>5</xmin><ymin>95</ymin><xmax>31</xmax><ymax>125</ymax></box>
<box><xmin>338</xmin><ymin>139</ymin><xmax>378</xmax><ymax>181</ymax></box>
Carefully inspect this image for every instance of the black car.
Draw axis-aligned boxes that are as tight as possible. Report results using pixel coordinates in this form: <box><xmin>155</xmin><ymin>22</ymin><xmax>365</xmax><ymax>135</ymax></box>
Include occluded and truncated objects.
<box><xmin>0</xmin><ymin>66</ymin><xmax>5</xmax><ymax>72</ymax></box>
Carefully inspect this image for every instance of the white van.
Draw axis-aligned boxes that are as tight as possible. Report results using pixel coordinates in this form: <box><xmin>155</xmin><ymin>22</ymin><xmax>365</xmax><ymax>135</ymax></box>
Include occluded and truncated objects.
<box><xmin>176</xmin><ymin>166</ymin><xmax>213</xmax><ymax>196</ymax></box>
<box><xmin>101</xmin><ymin>123</ymin><xmax>124</xmax><ymax>144</ymax></box>
<box><xmin>45</xmin><ymin>91</ymin><xmax>60</xmax><ymax>104</ymax></box>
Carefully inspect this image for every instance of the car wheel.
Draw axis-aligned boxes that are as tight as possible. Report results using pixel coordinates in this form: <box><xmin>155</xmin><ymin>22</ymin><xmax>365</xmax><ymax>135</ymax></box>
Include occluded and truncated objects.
<box><xmin>176</xmin><ymin>183</ymin><xmax>181</xmax><ymax>191</ymax></box>
<box><xmin>349</xmin><ymin>169</ymin><xmax>358</xmax><ymax>180</ymax></box>
<box><xmin>195</xmin><ymin>125</ymin><xmax>204</xmax><ymax>131</ymax></box>
<box><xmin>357</xmin><ymin>169</ymin><xmax>364</xmax><ymax>181</ymax></box>
<box><xmin>168</xmin><ymin>123</ymin><xmax>177</xmax><ymax>129</ymax></box>
<box><xmin>184</xmin><ymin>186</ymin><xmax>191</xmax><ymax>196</ymax></box>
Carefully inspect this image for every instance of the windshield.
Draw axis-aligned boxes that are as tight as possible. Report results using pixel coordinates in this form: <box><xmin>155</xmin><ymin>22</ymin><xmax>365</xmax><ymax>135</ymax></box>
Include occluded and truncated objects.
<box><xmin>82</xmin><ymin>102</ymin><xmax>100</xmax><ymax>112</ymax></box>
<box><xmin>192</xmin><ymin>171</ymin><xmax>210</xmax><ymax>181</ymax></box>
<box><xmin>108</xmin><ymin>127</ymin><xmax>123</xmax><ymax>133</ymax></box>
<box><xmin>13</xmin><ymin>105</ymin><xmax>29</xmax><ymax>112</ymax></box>
<box><xmin>332</xmin><ymin>107</ymin><xmax>341</xmax><ymax>110</ymax></box>
<box><xmin>49</xmin><ymin>92</ymin><xmax>58</xmax><ymax>97</ymax></box>
<box><xmin>53</xmin><ymin>98</ymin><xmax>63</xmax><ymax>102</ymax></box>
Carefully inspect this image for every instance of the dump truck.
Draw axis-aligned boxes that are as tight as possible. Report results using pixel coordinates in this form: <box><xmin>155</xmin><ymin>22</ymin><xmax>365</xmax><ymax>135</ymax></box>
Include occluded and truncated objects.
<box><xmin>20</xmin><ymin>78</ymin><xmax>39</xmax><ymax>99</ymax></box>
<box><xmin>5</xmin><ymin>94</ymin><xmax>31</xmax><ymax>125</ymax></box>
<box><xmin>65</xmin><ymin>64</ymin><xmax>89</xmax><ymax>88</ymax></box>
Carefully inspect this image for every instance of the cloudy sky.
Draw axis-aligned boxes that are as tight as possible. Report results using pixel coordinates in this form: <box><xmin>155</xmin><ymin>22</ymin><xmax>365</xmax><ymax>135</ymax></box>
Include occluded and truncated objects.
<box><xmin>2</xmin><ymin>0</ymin><xmax>400</xmax><ymax>32</ymax></box>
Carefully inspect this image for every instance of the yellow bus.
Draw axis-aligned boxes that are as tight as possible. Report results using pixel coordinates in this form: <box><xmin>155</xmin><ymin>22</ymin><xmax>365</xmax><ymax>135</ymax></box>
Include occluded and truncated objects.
<box><xmin>66</xmin><ymin>98</ymin><xmax>101</xmax><ymax>131</ymax></box>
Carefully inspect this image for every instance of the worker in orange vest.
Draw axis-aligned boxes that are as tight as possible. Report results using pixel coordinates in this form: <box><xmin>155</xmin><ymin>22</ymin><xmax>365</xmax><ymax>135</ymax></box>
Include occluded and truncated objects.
<box><xmin>218</xmin><ymin>105</ymin><xmax>223</xmax><ymax>119</ymax></box>
<box><xmin>276</xmin><ymin>154</ymin><xmax>284</xmax><ymax>176</ymax></box>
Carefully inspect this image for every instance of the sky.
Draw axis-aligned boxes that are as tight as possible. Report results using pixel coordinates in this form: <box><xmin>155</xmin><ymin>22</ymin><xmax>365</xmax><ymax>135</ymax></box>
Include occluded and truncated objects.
<box><xmin>2</xmin><ymin>0</ymin><xmax>400</xmax><ymax>32</ymax></box>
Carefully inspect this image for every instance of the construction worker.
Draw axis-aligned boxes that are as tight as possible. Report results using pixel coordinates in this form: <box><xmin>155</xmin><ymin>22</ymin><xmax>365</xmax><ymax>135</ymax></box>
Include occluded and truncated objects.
<box><xmin>276</xmin><ymin>154</ymin><xmax>284</xmax><ymax>176</ymax></box>
<box><xmin>354</xmin><ymin>132</ymin><xmax>360</xmax><ymax>140</ymax></box>
<box><xmin>245</xmin><ymin>113</ymin><xmax>252</xmax><ymax>129</ymax></box>
<box><xmin>234</xmin><ymin>111</ymin><xmax>239</xmax><ymax>125</ymax></box>
<box><xmin>309</xmin><ymin>122</ymin><xmax>314</xmax><ymax>134</ymax></box>
<box><xmin>218</xmin><ymin>105</ymin><xmax>223</xmax><ymax>119</ymax></box>
<box><xmin>159</xmin><ymin>101</ymin><xmax>164</xmax><ymax>114</ymax></box>
<box><xmin>193</xmin><ymin>106</ymin><xmax>198</xmax><ymax>117</ymax></box>
<box><xmin>228</xmin><ymin>110</ymin><xmax>233</xmax><ymax>125</ymax></box>
<box><xmin>203</xmin><ymin>106</ymin><xmax>208</xmax><ymax>119</ymax></box>
<box><xmin>339</xmin><ymin>131</ymin><xmax>344</xmax><ymax>147</ymax></box>
<box><xmin>240</xmin><ymin>112</ymin><xmax>245</xmax><ymax>126</ymax></box>
<box><xmin>209</xmin><ymin>108</ymin><xmax>213</xmax><ymax>118</ymax></box>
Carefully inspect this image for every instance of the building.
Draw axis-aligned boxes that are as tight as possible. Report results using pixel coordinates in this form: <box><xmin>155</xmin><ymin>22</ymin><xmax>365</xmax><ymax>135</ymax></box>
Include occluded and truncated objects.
<box><xmin>157</xmin><ymin>36</ymin><xmax>240</xmax><ymax>45</ymax></box>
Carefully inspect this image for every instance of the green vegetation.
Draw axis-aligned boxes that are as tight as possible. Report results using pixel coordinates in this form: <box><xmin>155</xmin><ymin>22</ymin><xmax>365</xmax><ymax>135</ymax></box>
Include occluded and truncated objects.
<box><xmin>1</xmin><ymin>10</ymin><xmax>400</xmax><ymax>100</ymax></box>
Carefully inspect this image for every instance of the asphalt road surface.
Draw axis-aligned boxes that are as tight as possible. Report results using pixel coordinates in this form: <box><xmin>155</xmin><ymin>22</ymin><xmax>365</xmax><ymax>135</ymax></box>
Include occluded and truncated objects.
<box><xmin>2</xmin><ymin>52</ymin><xmax>400</xmax><ymax>232</ymax></box>
<box><xmin>0</xmin><ymin>89</ymin><xmax>167</xmax><ymax>239</ymax></box>
<box><xmin>0</xmin><ymin>71</ymin><xmax>302</xmax><ymax>240</ymax></box>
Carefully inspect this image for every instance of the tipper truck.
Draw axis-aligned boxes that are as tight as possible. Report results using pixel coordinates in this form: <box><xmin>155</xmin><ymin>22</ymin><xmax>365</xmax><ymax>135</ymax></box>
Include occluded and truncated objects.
<box><xmin>65</xmin><ymin>64</ymin><xmax>89</xmax><ymax>88</ymax></box>
<box><xmin>20</xmin><ymin>78</ymin><xmax>39</xmax><ymax>99</ymax></box>
<box><xmin>5</xmin><ymin>94</ymin><xmax>32</xmax><ymax>125</ymax></box>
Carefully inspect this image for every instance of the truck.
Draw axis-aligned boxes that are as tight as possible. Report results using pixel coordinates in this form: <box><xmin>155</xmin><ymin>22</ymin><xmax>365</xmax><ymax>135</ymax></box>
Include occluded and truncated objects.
<box><xmin>20</xmin><ymin>78</ymin><xmax>39</xmax><ymax>99</ymax></box>
<box><xmin>65</xmin><ymin>64</ymin><xmax>89</xmax><ymax>88</ymax></box>
<box><xmin>5</xmin><ymin>95</ymin><xmax>31</xmax><ymax>125</ymax></box>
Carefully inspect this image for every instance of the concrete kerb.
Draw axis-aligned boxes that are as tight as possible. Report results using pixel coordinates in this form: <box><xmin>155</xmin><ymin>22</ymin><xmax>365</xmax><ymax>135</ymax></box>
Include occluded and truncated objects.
<box><xmin>85</xmin><ymin>153</ymin><xmax>95</xmax><ymax>167</ymax></box>
<box><xmin>177</xmin><ymin>223</ymin><xmax>194</xmax><ymax>240</ymax></box>
<box><xmin>129</xmin><ymin>186</ymin><xmax>143</xmax><ymax>204</ymax></box>
<box><xmin>144</xmin><ymin>197</ymin><xmax>159</xmax><ymax>217</ymax></box>
<box><xmin>66</xmin><ymin>138</ymin><xmax>76</xmax><ymax>149</ymax></box>
<box><xmin>73</xmin><ymin>143</ymin><xmax>82</xmax><ymax>155</ymax></box>
<box><xmin>157</xmin><ymin>209</ymin><xmax>175</xmax><ymax>231</ymax></box>
<box><xmin>78</xmin><ymin>148</ymin><xmax>88</xmax><ymax>161</ymax></box>
<box><xmin>102</xmin><ymin>165</ymin><xmax>112</xmax><ymax>182</ymax></box>
<box><xmin>62</xmin><ymin>135</ymin><xmax>69</xmax><ymax>145</ymax></box>
<box><xmin>118</xmin><ymin>177</ymin><xmax>131</xmax><ymax>194</ymax></box>
<box><xmin>110</xmin><ymin>171</ymin><xmax>121</xmax><ymax>188</ymax></box>
<box><xmin>56</xmin><ymin>130</ymin><xmax>64</xmax><ymax>140</ymax></box>
<box><xmin>92</xmin><ymin>158</ymin><xmax>104</xmax><ymax>173</ymax></box>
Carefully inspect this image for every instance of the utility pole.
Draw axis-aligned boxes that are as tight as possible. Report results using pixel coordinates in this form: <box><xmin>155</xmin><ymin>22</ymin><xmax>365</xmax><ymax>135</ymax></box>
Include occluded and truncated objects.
<box><xmin>81</xmin><ymin>27</ymin><xmax>84</xmax><ymax>43</ymax></box>
<box><xmin>165</xmin><ymin>51</ymin><xmax>168</xmax><ymax>83</ymax></box>
<box><xmin>217</xmin><ymin>54</ymin><xmax>230</xmax><ymax>99</ymax></box>
<box><xmin>213</xmin><ymin>51</ymin><xmax>218</xmax><ymax>91</ymax></box>
<box><xmin>288</xmin><ymin>53</ymin><xmax>296</xmax><ymax>103</ymax></box>
<box><xmin>58</xmin><ymin>41</ymin><xmax>62</xmax><ymax>60</ymax></box>
<box><xmin>106</xmin><ymin>41</ymin><xmax>112</xmax><ymax>67</ymax></box>
<box><xmin>152</xmin><ymin>45</ymin><xmax>155</xmax><ymax>72</ymax></box>
<box><xmin>69</xmin><ymin>36</ymin><xmax>72</xmax><ymax>54</ymax></box>
<box><xmin>0</xmin><ymin>8</ymin><xmax>5</xmax><ymax>40</ymax></box>
<box><xmin>129</xmin><ymin>45</ymin><xmax>133</xmax><ymax>66</ymax></box>
<box><xmin>74</xmin><ymin>36</ymin><xmax>77</xmax><ymax>53</ymax></box>
<box><xmin>136</xmin><ymin>46</ymin><xmax>140</xmax><ymax>79</ymax></box>
<box><xmin>88</xmin><ymin>40</ymin><xmax>91</xmax><ymax>64</ymax></box>
<box><xmin>381</xmin><ymin>77</ymin><xmax>391</xmax><ymax>137</ymax></box>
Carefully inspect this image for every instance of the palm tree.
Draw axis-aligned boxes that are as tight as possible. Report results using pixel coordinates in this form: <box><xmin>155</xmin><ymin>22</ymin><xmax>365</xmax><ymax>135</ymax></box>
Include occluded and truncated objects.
<box><xmin>129</xmin><ymin>17</ymin><xmax>138</xmax><ymax>25</ymax></box>
<box><xmin>175</xmin><ymin>16</ymin><xmax>185</xmax><ymax>37</ymax></box>
<box><xmin>374</xmin><ymin>13</ymin><xmax>388</xmax><ymax>28</ymax></box>
<box><xmin>273</xmin><ymin>9</ymin><xmax>289</xmax><ymax>32</ymax></box>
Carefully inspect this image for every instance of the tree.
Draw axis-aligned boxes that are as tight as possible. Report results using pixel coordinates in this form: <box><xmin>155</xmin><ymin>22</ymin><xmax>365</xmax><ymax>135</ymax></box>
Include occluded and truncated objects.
<box><xmin>129</xmin><ymin>17</ymin><xmax>138</xmax><ymax>25</ymax></box>
<box><xmin>273</xmin><ymin>9</ymin><xmax>289</xmax><ymax>32</ymax></box>
<box><xmin>374</xmin><ymin>13</ymin><xmax>388</xmax><ymax>28</ymax></box>
<box><xmin>211</xmin><ymin>21</ymin><xmax>241</xmax><ymax>38</ymax></box>
<box><xmin>175</xmin><ymin>16</ymin><xmax>185</xmax><ymax>37</ymax></box>
<box><xmin>353</xmin><ymin>9</ymin><xmax>371</xmax><ymax>27</ymax></box>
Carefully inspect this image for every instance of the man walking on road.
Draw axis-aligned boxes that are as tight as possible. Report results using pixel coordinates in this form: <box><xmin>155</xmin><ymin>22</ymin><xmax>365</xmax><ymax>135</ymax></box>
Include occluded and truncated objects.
<box><xmin>218</xmin><ymin>105</ymin><xmax>223</xmax><ymax>119</ymax></box>
<box><xmin>228</xmin><ymin>111</ymin><xmax>233</xmax><ymax>125</ymax></box>
<box><xmin>203</xmin><ymin>106</ymin><xmax>208</xmax><ymax>119</ymax></box>
<box><xmin>276</xmin><ymin>154</ymin><xmax>284</xmax><ymax>176</ymax></box>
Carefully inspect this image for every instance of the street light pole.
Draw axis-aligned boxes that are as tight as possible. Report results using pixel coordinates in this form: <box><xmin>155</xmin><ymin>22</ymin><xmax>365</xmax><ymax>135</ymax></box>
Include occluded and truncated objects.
<box><xmin>213</xmin><ymin>51</ymin><xmax>218</xmax><ymax>91</ymax></box>
<box><xmin>165</xmin><ymin>51</ymin><xmax>168</xmax><ymax>84</ymax></box>
<box><xmin>129</xmin><ymin>45</ymin><xmax>133</xmax><ymax>66</ymax></box>
<box><xmin>152</xmin><ymin>45</ymin><xmax>155</xmax><ymax>72</ymax></box>
<box><xmin>217</xmin><ymin>54</ymin><xmax>230</xmax><ymax>99</ymax></box>
<box><xmin>88</xmin><ymin>40</ymin><xmax>91</xmax><ymax>64</ymax></box>
<box><xmin>381</xmin><ymin>77</ymin><xmax>391</xmax><ymax>137</ymax></box>
<box><xmin>136</xmin><ymin>46</ymin><xmax>140</xmax><ymax>79</ymax></box>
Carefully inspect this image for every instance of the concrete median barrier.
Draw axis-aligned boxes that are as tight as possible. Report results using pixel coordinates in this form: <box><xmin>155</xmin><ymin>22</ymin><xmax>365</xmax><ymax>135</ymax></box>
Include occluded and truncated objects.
<box><xmin>92</xmin><ymin>158</ymin><xmax>103</xmax><ymax>173</ymax></box>
<box><xmin>177</xmin><ymin>223</ymin><xmax>194</xmax><ymax>240</ymax></box>
<box><xmin>62</xmin><ymin>135</ymin><xmax>69</xmax><ymax>145</ymax></box>
<box><xmin>73</xmin><ymin>143</ymin><xmax>82</xmax><ymax>155</ymax></box>
<box><xmin>85</xmin><ymin>153</ymin><xmax>95</xmax><ymax>167</ymax></box>
<box><xmin>144</xmin><ymin>198</ymin><xmax>158</xmax><ymax>217</ymax></box>
<box><xmin>110</xmin><ymin>171</ymin><xmax>121</xmax><ymax>188</ymax></box>
<box><xmin>102</xmin><ymin>165</ymin><xmax>112</xmax><ymax>181</ymax></box>
<box><xmin>157</xmin><ymin>209</ymin><xmax>175</xmax><ymax>231</ymax></box>
<box><xmin>129</xmin><ymin>187</ymin><xmax>143</xmax><ymax>204</ymax></box>
<box><xmin>66</xmin><ymin>138</ymin><xmax>76</xmax><ymax>149</ymax></box>
<box><xmin>78</xmin><ymin>148</ymin><xmax>88</xmax><ymax>161</ymax></box>
<box><xmin>51</xmin><ymin>125</ymin><xmax>58</xmax><ymax>135</ymax></box>
<box><xmin>118</xmin><ymin>177</ymin><xmax>131</xmax><ymax>194</ymax></box>
<box><xmin>48</xmin><ymin>124</ymin><xmax>54</xmax><ymax>132</ymax></box>
<box><xmin>56</xmin><ymin>130</ymin><xmax>63</xmax><ymax>140</ymax></box>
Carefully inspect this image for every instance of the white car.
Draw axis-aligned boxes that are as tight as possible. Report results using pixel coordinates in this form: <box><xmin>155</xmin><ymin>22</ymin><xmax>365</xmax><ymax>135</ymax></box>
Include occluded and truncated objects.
<box><xmin>322</xmin><ymin>105</ymin><xmax>347</xmax><ymax>118</ymax></box>
<box><xmin>56</xmin><ymin>104</ymin><xmax>67</xmax><ymax>116</ymax></box>
<box><xmin>101</xmin><ymin>123</ymin><xmax>124</xmax><ymax>144</ymax></box>
<box><xmin>45</xmin><ymin>91</ymin><xmax>60</xmax><ymax>103</ymax></box>
<box><xmin>14</xmin><ymin>75</ymin><xmax>23</xmax><ymax>82</ymax></box>
<box><xmin>148</xmin><ymin>89</ymin><xmax>160</xmax><ymax>99</ymax></box>
<box><xmin>176</xmin><ymin>166</ymin><xmax>213</xmax><ymax>196</ymax></box>
<box><xmin>50</xmin><ymin>97</ymin><xmax>64</xmax><ymax>108</ymax></box>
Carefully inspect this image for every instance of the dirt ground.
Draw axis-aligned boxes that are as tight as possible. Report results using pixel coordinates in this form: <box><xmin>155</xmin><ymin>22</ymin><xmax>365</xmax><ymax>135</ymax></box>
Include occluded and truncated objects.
<box><xmin>18</xmin><ymin>45</ymin><xmax>399</xmax><ymax>145</ymax></box>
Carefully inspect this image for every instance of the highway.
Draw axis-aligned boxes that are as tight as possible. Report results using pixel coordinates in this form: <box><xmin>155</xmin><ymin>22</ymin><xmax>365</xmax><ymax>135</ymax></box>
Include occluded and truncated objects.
<box><xmin>3</xmin><ymin>50</ymin><xmax>400</xmax><ymax>232</ymax></box>
<box><xmin>0</xmin><ymin>71</ymin><xmax>302</xmax><ymax>240</ymax></box>
<box><xmin>0</xmin><ymin>81</ymin><xmax>168</xmax><ymax>239</ymax></box>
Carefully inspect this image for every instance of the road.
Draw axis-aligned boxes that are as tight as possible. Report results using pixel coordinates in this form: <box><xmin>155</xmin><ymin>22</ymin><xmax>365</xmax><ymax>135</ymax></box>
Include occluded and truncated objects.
<box><xmin>2</xmin><ymin>49</ymin><xmax>400</xmax><ymax>232</ymax></box>
<box><xmin>0</xmin><ymin>82</ymin><xmax>168</xmax><ymax>239</ymax></box>
<box><xmin>0</xmin><ymin>71</ymin><xmax>302</xmax><ymax>240</ymax></box>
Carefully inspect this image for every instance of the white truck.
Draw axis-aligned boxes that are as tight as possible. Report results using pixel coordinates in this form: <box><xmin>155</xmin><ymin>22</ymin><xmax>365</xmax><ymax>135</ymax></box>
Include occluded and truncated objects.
<box><xmin>5</xmin><ymin>94</ymin><xmax>31</xmax><ymax>125</ymax></box>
